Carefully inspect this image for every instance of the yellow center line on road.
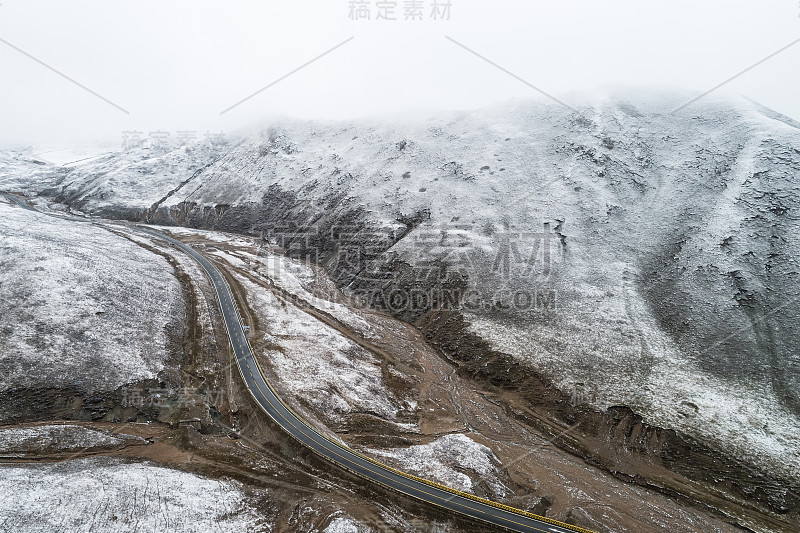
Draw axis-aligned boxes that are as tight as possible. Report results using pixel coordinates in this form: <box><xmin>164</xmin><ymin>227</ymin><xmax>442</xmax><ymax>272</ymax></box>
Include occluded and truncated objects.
<box><xmin>228</xmin><ymin>301</ymin><xmax>561</xmax><ymax>531</ymax></box>
<box><xmin>154</xmin><ymin>232</ymin><xmax>592</xmax><ymax>533</ymax></box>
<box><xmin>243</xmin><ymin>365</ymin><xmax>549</xmax><ymax>533</ymax></box>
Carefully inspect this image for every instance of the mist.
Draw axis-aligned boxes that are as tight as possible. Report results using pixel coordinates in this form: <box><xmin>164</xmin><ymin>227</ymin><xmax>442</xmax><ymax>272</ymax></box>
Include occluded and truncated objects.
<box><xmin>1</xmin><ymin>0</ymin><xmax>799</xmax><ymax>147</ymax></box>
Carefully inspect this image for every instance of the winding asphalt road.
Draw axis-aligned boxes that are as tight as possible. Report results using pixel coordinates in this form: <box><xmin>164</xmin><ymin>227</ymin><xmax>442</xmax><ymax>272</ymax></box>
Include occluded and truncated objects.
<box><xmin>3</xmin><ymin>193</ymin><xmax>595</xmax><ymax>533</ymax></box>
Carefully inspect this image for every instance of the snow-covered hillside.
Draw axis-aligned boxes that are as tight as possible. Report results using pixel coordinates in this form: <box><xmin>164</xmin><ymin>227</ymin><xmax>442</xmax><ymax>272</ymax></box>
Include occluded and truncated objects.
<box><xmin>8</xmin><ymin>94</ymin><xmax>800</xmax><ymax>487</ymax></box>
<box><xmin>0</xmin><ymin>198</ymin><xmax>184</xmax><ymax>397</ymax></box>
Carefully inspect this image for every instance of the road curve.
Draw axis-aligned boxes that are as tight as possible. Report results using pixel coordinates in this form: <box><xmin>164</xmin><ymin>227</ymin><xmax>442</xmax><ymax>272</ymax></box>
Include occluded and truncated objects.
<box><xmin>2</xmin><ymin>193</ymin><xmax>596</xmax><ymax>533</ymax></box>
<box><xmin>140</xmin><ymin>231</ymin><xmax>596</xmax><ymax>533</ymax></box>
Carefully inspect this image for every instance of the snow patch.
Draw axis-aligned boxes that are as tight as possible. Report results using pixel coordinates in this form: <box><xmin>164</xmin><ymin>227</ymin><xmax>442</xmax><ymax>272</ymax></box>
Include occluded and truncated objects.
<box><xmin>0</xmin><ymin>457</ymin><xmax>264</xmax><ymax>532</ymax></box>
<box><xmin>368</xmin><ymin>434</ymin><xmax>507</xmax><ymax>498</ymax></box>
<box><xmin>0</xmin><ymin>424</ymin><xmax>143</xmax><ymax>454</ymax></box>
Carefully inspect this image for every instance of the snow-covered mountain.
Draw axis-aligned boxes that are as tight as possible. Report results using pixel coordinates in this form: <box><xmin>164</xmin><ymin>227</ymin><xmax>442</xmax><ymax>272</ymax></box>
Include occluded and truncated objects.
<box><xmin>5</xmin><ymin>93</ymin><xmax>799</xmax><ymax>508</ymax></box>
<box><xmin>0</xmin><ymin>198</ymin><xmax>184</xmax><ymax>396</ymax></box>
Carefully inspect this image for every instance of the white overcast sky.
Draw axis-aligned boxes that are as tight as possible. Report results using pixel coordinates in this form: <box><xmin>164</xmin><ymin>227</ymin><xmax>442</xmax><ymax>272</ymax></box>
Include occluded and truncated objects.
<box><xmin>1</xmin><ymin>0</ymin><xmax>799</xmax><ymax>145</ymax></box>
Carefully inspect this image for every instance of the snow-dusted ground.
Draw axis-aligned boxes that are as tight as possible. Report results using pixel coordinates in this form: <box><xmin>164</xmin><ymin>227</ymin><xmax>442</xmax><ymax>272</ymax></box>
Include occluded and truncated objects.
<box><xmin>0</xmin><ymin>457</ymin><xmax>265</xmax><ymax>532</ymax></box>
<box><xmin>19</xmin><ymin>143</ymin><xmax>119</xmax><ymax>166</ymax></box>
<box><xmin>0</xmin><ymin>150</ymin><xmax>61</xmax><ymax>193</ymax></box>
<box><xmin>158</xmin><ymin>226</ymin><xmax>383</xmax><ymax>338</ymax></box>
<box><xmin>0</xmin><ymin>200</ymin><xmax>183</xmax><ymax>394</ymax></box>
<box><xmin>368</xmin><ymin>434</ymin><xmax>508</xmax><ymax>499</ymax></box>
<box><xmin>0</xmin><ymin>424</ymin><xmax>144</xmax><ymax>455</ymax></box>
<box><xmin>7</xmin><ymin>93</ymin><xmax>800</xmax><ymax>482</ymax></box>
<box><xmin>236</xmin><ymin>273</ymin><xmax>402</xmax><ymax>424</ymax></box>
<box><xmin>31</xmin><ymin>140</ymin><xmax>228</xmax><ymax>212</ymax></box>
<box><xmin>323</xmin><ymin>514</ymin><xmax>449</xmax><ymax>533</ymax></box>
<box><xmin>323</xmin><ymin>517</ymin><xmax>372</xmax><ymax>533</ymax></box>
<box><xmin>252</xmin><ymin>252</ymin><xmax>375</xmax><ymax>332</ymax></box>
<box><xmin>470</xmin><ymin>305</ymin><xmax>800</xmax><ymax>481</ymax></box>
